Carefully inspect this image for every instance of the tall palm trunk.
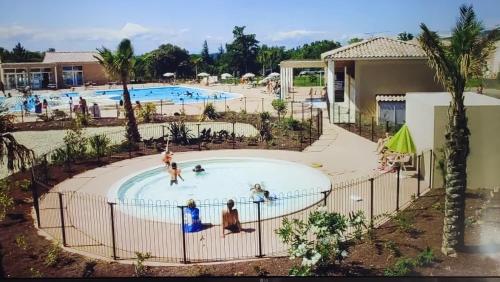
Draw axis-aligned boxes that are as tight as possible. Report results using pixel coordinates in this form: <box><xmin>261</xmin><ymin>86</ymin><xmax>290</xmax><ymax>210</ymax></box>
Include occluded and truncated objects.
<box><xmin>121</xmin><ymin>79</ymin><xmax>140</xmax><ymax>143</ymax></box>
<box><xmin>442</xmin><ymin>89</ymin><xmax>469</xmax><ymax>256</ymax></box>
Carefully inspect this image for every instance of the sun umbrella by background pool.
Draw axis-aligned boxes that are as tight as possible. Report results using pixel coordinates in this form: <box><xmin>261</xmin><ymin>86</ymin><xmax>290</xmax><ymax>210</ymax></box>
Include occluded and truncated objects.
<box><xmin>197</xmin><ymin>72</ymin><xmax>210</xmax><ymax>77</ymax></box>
<box><xmin>385</xmin><ymin>124</ymin><xmax>416</xmax><ymax>154</ymax></box>
<box><xmin>163</xmin><ymin>72</ymin><xmax>175</xmax><ymax>77</ymax></box>
<box><xmin>242</xmin><ymin>73</ymin><xmax>255</xmax><ymax>79</ymax></box>
<box><xmin>221</xmin><ymin>73</ymin><xmax>233</xmax><ymax>79</ymax></box>
<box><xmin>267</xmin><ymin>72</ymin><xmax>280</xmax><ymax>78</ymax></box>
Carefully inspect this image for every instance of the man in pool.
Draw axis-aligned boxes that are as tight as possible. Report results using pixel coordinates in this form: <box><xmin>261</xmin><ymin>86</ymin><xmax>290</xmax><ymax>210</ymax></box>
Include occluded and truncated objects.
<box><xmin>221</xmin><ymin>199</ymin><xmax>242</xmax><ymax>238</ymax></box>
<box><xmin>168</xmin><ymin>162</ymin><xmax>184</xmax><ymax>186</ymax></box>
<box><xmin>192</xmin><ymin>164</ymin><xmax>205</xmax><ymax>174</ymax></box>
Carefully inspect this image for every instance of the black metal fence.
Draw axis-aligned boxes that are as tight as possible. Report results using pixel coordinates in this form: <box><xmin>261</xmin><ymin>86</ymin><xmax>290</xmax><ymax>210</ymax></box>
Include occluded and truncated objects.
<box><xmin>30</xmin><ymin>149</ymin><xmax>435</xmax><ymax>264</ymax></box>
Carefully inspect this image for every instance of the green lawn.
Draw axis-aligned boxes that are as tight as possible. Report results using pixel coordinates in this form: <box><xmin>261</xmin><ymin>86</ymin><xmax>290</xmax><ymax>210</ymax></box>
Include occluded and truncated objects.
<box><xmin>293</xmin><ymin>76</ymin><xmax>325</xmax><ymax>87</ymax></box>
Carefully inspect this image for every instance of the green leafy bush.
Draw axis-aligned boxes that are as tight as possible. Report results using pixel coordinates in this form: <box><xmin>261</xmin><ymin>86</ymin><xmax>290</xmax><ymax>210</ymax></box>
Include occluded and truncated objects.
<box><xmin>391</xmin><ymin>212</ymin><xmax>415</xmax><ymax>233</ymax></box>
<box><xmin>276</xmin><ymin>207</ymin><xmax>365</xmax><ymax>276</ymax></box>
<box><xmin>63</xmin><ymin>122</ymin><xmax>88</xmax><ymax>162</ymax></box>
<box><xmin>415</xmin><ymin>247</ymin><xmax>435</xmax><ymax>267</ymax></box>
<box><xmin>0</xmin><ymin>180</ymin><xmax>13</xmax><ymax>221</ymax></box>
<box><xmin>138</xmin><ymin>102</ymin><xmax>157</xmax><ymax>123</ymax></box>
<box><xmin>203</xmin><ymin>103</ymin><xmax>219</xmax><ymax>120</ymax></box>
<box><xmin>384</xmin><ymin>258</ymin><xmax>415</xmax><ymax>276</ymax></box>
<box><xmin>134</xmin><ymin>252</ymin><xmax>151</xmax><ymax>277</ymax></box>
<box><xmin>168</xmin><ymin>121</ymin><xmax>193</xmax><ymax>145</ymax></box>
<box><xmin>271</xmin><ymin>99</ymin><xmax>287</xmax><ymax>120</ymax></box>
<box><xmin>16</xmin><ymin>179</ymin><xmax>31</xmax><ymax>192</ymax></box>
<box><xmin>384</xmin><ymin>240</ymin><xmax>401</xmax><ymax>258</ymax></box>
<box><xmin>88</xmin><ymin>134</ymin><xmax>111</xmax><ymax>162</ymax></box>
<box><xmin>45</xmin><ymin>243</ymin><xmax>62</xmax><ymax>267</ymax></box>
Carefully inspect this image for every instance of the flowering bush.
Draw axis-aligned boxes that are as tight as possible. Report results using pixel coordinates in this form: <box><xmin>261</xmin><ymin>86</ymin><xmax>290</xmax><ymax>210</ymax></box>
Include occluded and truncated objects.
<box><xmin>276</xmin><ymin>206</ymin><xmax>366</xmax><ymax>276</ymax></box>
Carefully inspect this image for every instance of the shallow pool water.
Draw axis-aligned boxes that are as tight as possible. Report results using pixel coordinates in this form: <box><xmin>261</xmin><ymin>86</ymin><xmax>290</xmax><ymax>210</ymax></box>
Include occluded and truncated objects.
<box><xmin>108</xmin><ymin>157</ymin><xmax>331</xmax><ymax>223</ymax></box>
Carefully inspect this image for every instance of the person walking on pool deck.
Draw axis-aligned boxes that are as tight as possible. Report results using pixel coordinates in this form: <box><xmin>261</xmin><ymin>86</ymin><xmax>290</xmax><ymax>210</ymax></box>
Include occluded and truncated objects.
<box><xmin>222</xmin><ymin>199</ymin><xmax>242</xmax><ymax>238</ymax></box>
<box><xmin>168</xmin><ymin>162</ymin><xmax>184</xmax><ymax>186</ymax></box>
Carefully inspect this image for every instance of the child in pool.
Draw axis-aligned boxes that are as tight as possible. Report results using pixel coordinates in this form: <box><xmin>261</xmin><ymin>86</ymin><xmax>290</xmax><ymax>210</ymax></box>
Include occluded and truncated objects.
<box><xmin>161</xmin><ymin>150</ymin><xmax>173</xmax><ymax>167</ymax></box>
<box><xmin>192</xmin><ymin>164</ymin><xmax>205</xmax><ymax>174</ymax></box>
<box><xmin>168</xmin><ymin>162</ymin><xmax>184</xmax><ymax>186</ymax></box>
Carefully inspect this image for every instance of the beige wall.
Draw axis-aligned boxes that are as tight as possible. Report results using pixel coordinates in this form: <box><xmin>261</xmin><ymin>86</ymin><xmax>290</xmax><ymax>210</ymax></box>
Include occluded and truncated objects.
<box><xmin>433</xmin><ymin>105</ymin><xmax>500</xmax><ymax>189</ymax></box>
<box><xmin>355</xmin><ymin>59</ymin><xmax>443</xmax><ymax>116</ymax></box>
<box><xmin>56</xmin><ymin>62</ymin><xmax>108</xmax><ymax>88</ymax></box>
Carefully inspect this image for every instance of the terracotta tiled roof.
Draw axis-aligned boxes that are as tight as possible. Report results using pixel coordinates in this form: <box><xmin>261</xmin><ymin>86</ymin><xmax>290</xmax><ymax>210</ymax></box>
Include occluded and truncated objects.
<box><xmin>42</xmin><ymin>52</ymin><xmax>101</xmax><ymax>63</ymax></box>
<box><xmin>321</xmin><ymin>37</ymin><xmax>427</xmax><ymax>60</ymax></box>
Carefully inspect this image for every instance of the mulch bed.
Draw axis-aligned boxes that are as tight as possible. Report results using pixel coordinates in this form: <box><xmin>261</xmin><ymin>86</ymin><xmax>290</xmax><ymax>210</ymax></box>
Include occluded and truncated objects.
<box><xmin>2</xmin><ymin>148</ymin><xmax>499</xmax><ymax>277</ymax></box>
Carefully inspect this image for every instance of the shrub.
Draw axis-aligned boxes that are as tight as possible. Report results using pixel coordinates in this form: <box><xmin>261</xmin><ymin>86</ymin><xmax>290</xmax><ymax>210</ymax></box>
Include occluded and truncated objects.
<box><xmin>415</xmin><ymin>247</ymin><xmax>435</xmax><ymax>267</ymax></box>
<box><xmin>384</xmin><ymin>258</ymin><xmax>415</xmax><ymax>276</ymax></box>
<box><xmin>134</xmin><ymin>252</ymin><xmax>151</xmax><ymax>277</ymax></box>
<box><xmin>45</xmin><ymin>243</ymin><xmax>62</xmax><ymax>267</ymax></box>
<box><xmin>391</xmin><ymin>212</ymin><xmax>415</xmax><ymax>233</ymax></box>
<box><xmin>348</xmin><ymin>210</ymin><xmax>367</xmax><ymax>241</ymax></box>
<box><xmin>168</xmin><ymin>121</ymin><xmax>193</xmax><ymax>145</ymax></box>
<box><xmin>203</xmin><ymin>103</ymin><xmax>219</xmax><ymax>120</ymax></box>
<box><xmin>63</xmin><ymin>121</ymin><xmax>88</xmax><ymax>162</ymax></box>
<box><xmin>15</xmin><ymin>234</ymin><xmax>28</xmax><ymax>250</ymax></box>
<box><xmin>138</xmin><ymin>102</ymin><xmax>157</xmax><ymax>123</ymax></box>
<box><xmin>75</xmin><ymin>112</ymin><xmax>91</xmax><ymax>126</ymax></box>
<box><xmin>29</xmin><ymin>267</ymin><xmax>42</xmax><ymax>278</ymax></box>
<box><xmin>16</xmin><ymin>179</ymin><xmax>31</xmax><ymax>192</ymax></box>
<box><xmin>276</xmin><ymin>207</ymin><xmax>365</xmax><ymax>276</ymax></box>
<box><xmin>0</xmin><ymin>181</ymin><xmax>13</xmax><ymax>221</ymax></box>
<box><xmin>51</xmin><ymin>109</ymin><xmax>67</xmax><ymax>120</ymax></box>
<box><xmin>281</xmin><ymin>117</ymin><xmax>303</xmax><ymax>131</ymax></box>
<box><xmin>51</xmin><ymin>147</ymin><xmax>69</xmax><ymax>166</ymax></box>
<box><xmin>271</xmin><ymin>99</ymin><xmax>287</xmax><ymax>120</ymax></box>
<box><xmin>384</xmin><ymin>240</ymin><xmax>401</xmax><ymax>258</ymax></box>
<box><xmin>88</xmin><ymin>134</ymin><xmax>111</xmax><ymax>162</ymax></box>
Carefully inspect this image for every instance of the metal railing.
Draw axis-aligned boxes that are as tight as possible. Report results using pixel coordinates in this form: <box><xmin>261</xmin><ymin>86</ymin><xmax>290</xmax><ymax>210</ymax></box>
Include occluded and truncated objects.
<box><xmin>30</xmin><ymin>148</ymin><xmax>435</xmax><ymax>264</ymax></box>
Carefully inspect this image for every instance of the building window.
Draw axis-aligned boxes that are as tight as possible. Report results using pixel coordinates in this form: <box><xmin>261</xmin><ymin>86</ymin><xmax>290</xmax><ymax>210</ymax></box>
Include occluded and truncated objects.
<box><xmin>378</xmin><ymin>101</ymin><xmax>406</xmax><ymax>125</ymax></box>
<box><xmin>334</xmin><ymin>72</ymin><xmax>344</xmax><ymax>102</ymax></box>
<box><xmin>62</xmin><ymin>65</ymin><xmax>84</xmax><ymax>86</ymax></box>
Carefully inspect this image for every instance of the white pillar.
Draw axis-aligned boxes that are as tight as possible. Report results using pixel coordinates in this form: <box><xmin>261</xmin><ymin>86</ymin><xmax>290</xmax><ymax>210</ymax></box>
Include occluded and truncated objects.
<box><xmin>327</xmin><ymin>60</ymin><xmax>335</xmax><ymax>123</ymax></box>
<box><xmin>344</xmin><ymin>66</ymin><xmax>349</xmax><ymax>123</ymax></box>
<box><xmin>280</xmin><ymin>66</ymin><xmax>286</xmax><ymax>99</ymax></box>
<box><xmin>54</xmin><ymin>65</ymin><xmax>58</xmax><ymax>89</ymax></box>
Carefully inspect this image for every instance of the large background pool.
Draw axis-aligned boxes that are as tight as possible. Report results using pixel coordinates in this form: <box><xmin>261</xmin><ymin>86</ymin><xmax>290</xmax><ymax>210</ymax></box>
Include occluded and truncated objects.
<box><xmin>108</xmin><ymin>157</ymin><xmax>331</xmax><ymax>223</ymax></box>
<box><xmin>0</xmin><ymin>86</ymin><xmax>239</xmax><ymax>112</ymax></box>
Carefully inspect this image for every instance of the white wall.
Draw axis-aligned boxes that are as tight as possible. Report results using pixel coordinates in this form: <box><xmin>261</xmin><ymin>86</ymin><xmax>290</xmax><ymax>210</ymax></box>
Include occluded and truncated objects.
<box><xmin>405</xmin><ymin>93</ymin><xmax>436</xmax><ymax>152</ymax></box>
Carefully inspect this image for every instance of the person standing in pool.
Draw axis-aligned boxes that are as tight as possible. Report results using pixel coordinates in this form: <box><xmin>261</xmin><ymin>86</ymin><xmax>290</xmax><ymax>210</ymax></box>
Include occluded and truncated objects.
<box><xmin>168</xmin><ymin>162</ymin><xmax>184</xmax><ymax>186</ymax></box>
<box><xmin>161</xmin><ymin>150</ymin><xmax>173</xmax><ymax>167</ymax></box>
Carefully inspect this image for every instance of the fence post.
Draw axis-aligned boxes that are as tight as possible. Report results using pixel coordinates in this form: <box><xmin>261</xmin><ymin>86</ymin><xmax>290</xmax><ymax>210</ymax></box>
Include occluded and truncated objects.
<box><xmin>371</xmin><ymin>116</ymin><xmax>375</xmax><ymax>142</ymax></box>
<box><xmin>182</xmin><ymin>99</ymin><xmax>185</xmax><ymax>113</ymax></box>
<box><xmin>417</xmin><ymin>154</ymin><xmax>421</xmax><ymax>197</ymax></box>
<box><xmin>254</xmin><ymin>200</ymin><xmax>263</xmax><ymax>258</ymax></box>
<box><xmin>65</xmin><ymin>143</ymin><xmax>71</xmax><ymax>174</ymax></box>
<box><xmin>197</xmin><ymin>123</ymin><xmax>201</xmax><ymax>151</ymax></box>
<box><xmin>301</xmin><ymin>102</ymin><xmax>305</xmax><ymax>122</ymax></box>
<box><xmin>321</xmin><ymin>190</ymin><xmax>328</xmax><ymax>206</ymax></box>
<box><xmin>316</xmin><ymin>109</ymin><xmax>321</xmax><ymax>139</ymax></box>
<box><xmin>178</xmin><ymin>206</ymin><xmax>189</xmax><ymax>263</ymax></box>
<box><xmin>244</xmin><ymin>97</ymin><xmax>247</xmax><ymax>113</ymax></box>
<box><xmin>232</xmin><ymin>122</ymin><xmax>236</xmax><ymax>149</ymax></box>
<box><xmin>162</xmin><ymin>125</ymin><xmax>165</xmax><ymax>141</ymax></box>
<box><xmin>30</xmin><ymin>170</ymin><xmax>41</xmax><ymax>228</ymax></box>
<box><xmin>396</xmin><ymin>166</ymin><xmax>401</xmax><ymax>211</ymax></box>
<box><xmin>358</xmin><ymin>112</ymin><xmax>362</xmax><ymax>135</ymax></box>
<box><xmin>116</xmin><ymin>102</ymin><xmax>119</xmax><ymax>118</ymax></box>
<box><xmin>261</xmin><ymin>98</ymin><xmax>264</xmax><ymax>113</ymax></box>
<box><xmin>337</xmin><ymin>105</ymin><xmax>340</xmax><ymax>123</ymax></box>
<box><xmin>369</xmin><ymin>178</ymin><xmax>374</xmax><ymax>224</ymax></box>
<box><xmin>21</xmin><ymin>108</ymin><xmax>24</xmax><ymax>123</ymax></box>
<box><xmin>58</xmin><ymin>192</ymin><xmax>67</xmax><ymax>247</ymax></box>
<box><xmin>385</xmin><ymin>120</ymin><xmax>389</xmax><ymax>133</ymax></box>
<box><xmin>429</xmin><ymin>149</ymin><xmax>433</xmax><ymax>189</ymax></box>
<box><xmin>290</xmin><ymin>101</ymin><xmax>293</xmax><ymax>118</ymax></box>
<box><xmin>108</xmin><ymin>202</ymin><xmax>117</xmax><ymax>260</ymax></box>
<box><xmin>224</xmin><ymin>97</ymin><xmax>227</xmax><ymax>112</ymax></box>
<box><xmin>160</xmin><ymin>99</ymin><xmax>163</xmax><ymax>115</ymax></box>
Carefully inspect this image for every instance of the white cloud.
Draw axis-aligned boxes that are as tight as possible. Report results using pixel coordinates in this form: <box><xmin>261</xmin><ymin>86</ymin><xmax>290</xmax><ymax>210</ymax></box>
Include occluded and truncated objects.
<box><xmin>269</xmin><ymin>30</ymin><xmax>326</xmax><ymax>41</ymax></box>
<box><xmin>0</xmin><ymin>23</ymin><xmax>189</xmax><ymax>43</ymax></box>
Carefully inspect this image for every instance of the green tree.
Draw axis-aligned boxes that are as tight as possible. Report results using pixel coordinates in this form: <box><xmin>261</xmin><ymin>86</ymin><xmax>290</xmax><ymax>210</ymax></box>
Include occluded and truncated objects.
<box><xmin>398</xmin><ymin>32</ymin><xmax>414</xmax><ymax>41</ymax></box>
<box><xmin>147</xmin><ymin>44</ymin><xmax>192</xmax><ymax>78</ymax></box>
<box><xmin>191</xmin><ymin>55</ymin><xmax>203</xmax><ymax>78</ymax></box>
<box><xmin>201</xmin><ymin>40</ymin><xmax>213</xmax><ymax>66</ymax></box>
<box><xmin>0</xmin><ymin>112</ymin><xmax>33</xmax><ymax>171</ymax></box>
<box><xmin>418</xmin><ymin>5</ymin><xmax>499</xmax><ymax>256</ymax></box>
<box><xmin>271</xmin><ymin>99</ymin><xmax>287</xmax><ymax>121</ymax></box>
<box><xmin>95</xmin><ymin>39</ymin><xmax>141</xmax><ymax>143</ymax></box>
<box><xmin>225</xmin><ymin>26</ymin><xmax>260</xmax><ymax>74</ymax></box>
<box><xmin>348</xmin><ymin>38</ymin><xmax>364</xmax><ymax>45</ymax></box>
<box><xmin>288</xmin><ymin>40</ymin><xmax>341</xmax><ymax>59</ymax></box>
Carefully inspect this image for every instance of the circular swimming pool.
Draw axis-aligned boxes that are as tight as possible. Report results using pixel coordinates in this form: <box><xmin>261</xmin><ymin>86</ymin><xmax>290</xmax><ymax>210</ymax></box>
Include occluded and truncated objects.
<box><xmin>108</xmin><ymin>157</ymin><xmax>331</xmax><ymax>223</ymax></box>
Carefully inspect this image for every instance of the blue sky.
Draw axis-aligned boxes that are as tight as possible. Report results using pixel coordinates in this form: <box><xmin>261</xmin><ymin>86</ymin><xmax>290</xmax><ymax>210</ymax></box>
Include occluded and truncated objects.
<box><xmin>0</xmin><ymin>0</ymin><xmax>498</xmax><ymax>55</ymax></box>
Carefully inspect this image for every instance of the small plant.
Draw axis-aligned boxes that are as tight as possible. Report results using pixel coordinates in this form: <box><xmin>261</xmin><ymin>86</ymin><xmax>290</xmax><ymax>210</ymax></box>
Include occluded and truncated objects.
<box><xmin>45</xmin><ymin>243</ymin><xmax>62</xmax><ymax>267</ymax></box>
<box><xmin>258</xmin><ymin>112</ymin><xmax>273</xmax><ymax>143</ymax></box>
<box><xmin>168</xmin><ymin>121</ymin><xmax>193</xmax><ymax>145</ymax></box>
<box><xmin>271</xmin><ymin>99</ymin><xmax>287</xmax><ymax>120</ymax></box>
<box><xmin>391</xmin><ymin>212</ymin><xmax>415</xmax><ymax>233</ymax></box>
<box><xmin>63</xmin><ymin>120</ymin><xmax>88</xmax><ymax>162</ymax></box>
<box><xmin>88</xmin><ymin>134</ymin><xmax>111</xmax><ymax>162</ymax></box>
<box><xmin>138</xmin><ymin>102</ymin><xmax>157</xmax><ymax>123</ymax></box>
<box><xmin>431</xmin><ymin>202</ymin><xmax>443</xmax><ymax>212</ymax></box>
<box><xmin>203</xmin><ymin>103</ymin><xmax>219</xmax><ymax>120</ymax></box>
<box><xmin>75</xmin><ymin>112</ymin><xmax>91</xmax><ymax>126</ymax></box>
<box><xmin>29</xmin><ymin>267</ymin><xmax>42</xmax><ymax>278</ymax></box>
<box><xmin>15</xmin><ymin>234</ymin><xmax>28</xmax><ymax>250</ymax></box>
<box><xmin>465</xmin><ymin>216</ymin><xmax>477</xmax><ymax>227</ymax></box>
<box><xmin>253</xmin><ymin>265</ymin><xmax>269</xmax><ymax>276</ymax></box>
<box><xmin>82</xmin><ymin>260</ymin><xmax>97</xmax><ymax>278</ymax></box>
<box><xmin>134</xmin><ymin>252</ymin><xmax>151</xmax><ymax>277</ymax></box>
<box><xmin>281</xmin><ymin>117</ymin><xmax>303</xmax><ymax>131</ymax></box>
<box><xmin>0</xmin><ymin>181</ymin><xmax>14</xmax><ymax>221</ymax></box>
<box><xmin>384</xmin><ymin>257</ymin><xmax>415</xmax><ymax>276</ymax></box>
<box><xmin>415</xmin><ymin>247</ymin><xmax>435</xmax><ymax>267</ymax></box>
<box><xmin>384</xmin><ymin>240</ymin><xmax>401</xmax><ymax>258</ymax></box>
<box><xmin>349</xmin><ymin>210</ymin><xmax>367</xmax><ymax>241</ymax></box>
<box><xmin>17</xmin><ymin>179</ymin><xmax>31</xmax><ymax>192</ymax></box>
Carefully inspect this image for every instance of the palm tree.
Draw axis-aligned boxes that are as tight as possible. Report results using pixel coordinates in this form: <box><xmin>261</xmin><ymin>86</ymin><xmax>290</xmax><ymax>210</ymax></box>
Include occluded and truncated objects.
<box><xmin>418</xmin><ymin>5</ymin><xmax>499</xmax><ymax>256</ymax></box>
<box><xmin>0</xmin><ymin>112</ymin><xmax>33</xmax><ymax>171</ymax></box>
<box><xmin>191</xmin><ymin>57</ymin><xmax>202</xmax><ymax>78</ymax></box>
<box><xmin>95</xmin><ymin>39</ymin><xmax>141</xmax><ymax>143</ymax></box>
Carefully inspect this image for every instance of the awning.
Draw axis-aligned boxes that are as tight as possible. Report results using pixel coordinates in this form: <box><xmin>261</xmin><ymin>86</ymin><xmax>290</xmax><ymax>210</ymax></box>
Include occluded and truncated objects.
<box><xmin>376</xmin><ymin>94</ymin><xmax>406</xmax><ymax>102</ymax></box>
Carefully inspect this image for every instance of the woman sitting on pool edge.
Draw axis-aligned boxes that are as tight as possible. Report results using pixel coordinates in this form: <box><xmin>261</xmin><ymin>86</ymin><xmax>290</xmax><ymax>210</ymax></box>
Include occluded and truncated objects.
<box><xmin>183</xmin><ymin>199</ymin><xmax>202</xmax><ymax>233</ymax></box>
<box><xmin>222</xmin><ymin>199</ymin><xmax>242</xmax><ymax>238</ymax></box>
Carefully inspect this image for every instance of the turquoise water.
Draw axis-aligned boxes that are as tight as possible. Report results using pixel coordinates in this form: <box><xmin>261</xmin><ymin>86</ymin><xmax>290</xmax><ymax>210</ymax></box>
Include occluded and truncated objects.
<box><xmin>95</xmin><ymin>86</ymin><xmax>239</xmax><ymax>104</ymax></box>
<box><xmin>109</xmin><ymin>157</ymin><xmax>331</xmax><ymax>223</ymax></box>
